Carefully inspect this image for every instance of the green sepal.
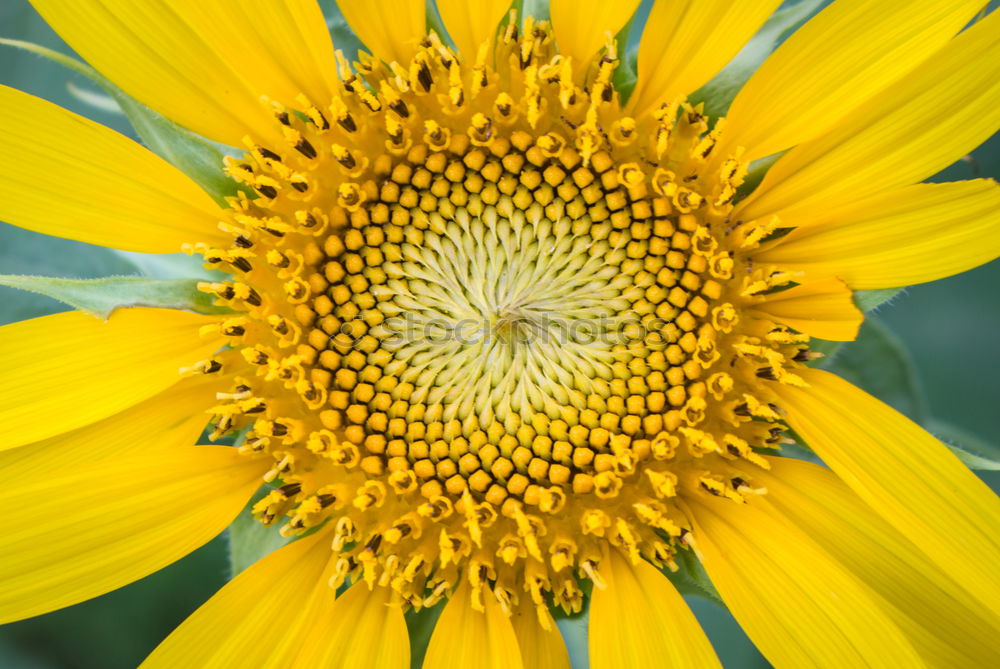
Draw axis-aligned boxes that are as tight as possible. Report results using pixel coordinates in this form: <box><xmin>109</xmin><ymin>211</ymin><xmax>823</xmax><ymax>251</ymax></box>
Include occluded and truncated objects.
<box><xmin>824</xmin><ymin>317</ymin><xmax>928</xmax><ymax>423</ymax></box>
<box><xmin>556</xmin><ymin>614</ymin><xmax>589</xmax><ymax>669</ymax></box>
<box><xmin>611</xmin><ymin>8</ymin><xmax>643</xmax><ymax>103</ymax></box>
<box><xmin>854</xmin><ymin>287</ymin><xmax>904</xmax><ymax>312</ymax></box>
<box><xmin>0</xmin><ymin>38</ymin><xmax>242</xmax><ymax>205</ymax></box>
<box><xmin>225</xmin><ymin>485</ymin><xmax>294</xmax><ymax>577</ymax></box>
<box><xmin>518</xmin><ymin>0</ymin><xmax>551</xmax><ymax>22</ymax></box>
<box><xmin>809</xmin><ymin>318</ymin><xmax>999</xmax><ymax>470</ymax></box>
<box><xmin>808</xmin><ymin>287</ymin><xmax>907</xmax><ymax>365</ymax></box>
<box><xmin>405</xmin><ymin>602</ymin><xmax>444</xmax><ymax>669</ymax></box>
<box><xmin>112</xmin><ymin>251</ymin><xmax>226</xmax><ymax>281</ymax></box>
<box><xmin>928</xmin><ymin>418</ymin><xmax>1000</xmax><ymax>471</ymax></box>
<box><xmin>663</xmin><ymin>546</ymin><xmax>724</xmax><ymax>606</ymax></box>
<box><xmin>0</xmin><ymin>275</ymin><xmax>230</xmax><ymax>320</ymax></box>
<box><xmin>690</xmin><ymin>0</ymin><xmax>826</xmax><ymax>118</ymax></box>
<box><xmin>317</xmin><ymin>0</ymin><xmax>367</xmax><ymax>61</ymax></box>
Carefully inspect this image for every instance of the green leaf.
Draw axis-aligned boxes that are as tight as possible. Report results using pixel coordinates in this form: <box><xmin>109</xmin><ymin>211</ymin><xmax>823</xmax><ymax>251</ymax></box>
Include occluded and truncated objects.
<box><xmin>226</xmin><ymin>487</ymin><xmax>294</xmax><ymax>577</ymax></box>
<box><xmin>0</xmin><ymin>275</ymin><xmax>229</xmax><ymax>320</ymax></box>
<box><xmin>0</xmin><ymin>38</ymin><xmax>240</xmax><ymax>204</ymax></box>
<box><xmin>927</xmin><ymin>418</ymin><xmax>1000</xmax><ymax>471</ymax></box>
<box><xmin>854</xmin><ymin>287</ymin><xmax>904</xmax><ymax>312</ymax></box>
<box><xmin>690</xmin><ymin>0</ymin><xmax>826</xmax><ymax>117</ymax></box>
<box><xmin>823</xmin><ymin>317</ymin><xmax>928</xmax><ymax>423</ymax></box>
<box><xmin>405</xmin><ymin>602</ymin><xmax>444</xmax><ymax>669</ymax></box>
<box><xmin>663</xmin><ymin>547</ymin><xmax>724</xmax><ymax>606</ymax></box>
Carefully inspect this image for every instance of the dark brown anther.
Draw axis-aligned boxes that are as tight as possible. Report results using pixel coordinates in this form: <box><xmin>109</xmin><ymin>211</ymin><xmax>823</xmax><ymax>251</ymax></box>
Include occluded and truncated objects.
<box><xmin>291</xmin><ymin>181</ymin><xmax>309</xmax><ymax>193</ymax></box>
<box><xmin>317</xmin><ymin>493</ymin><xmax>337</xmax><ymax>508</ymax></box>
<box><xmin>335</xmin><ymin>152</ymin><xmax>356</xmax><ymax>170</ymax></box>
<box><xmin>601</xmin><ymin>84</ymin><xmax>612</xmax><ymax>103</ymax></box>
<box><xmin>239</xmin><ymin>163</ymin><xmax>254</xmax><ymax>173</ymax></box>
<box><xmin>417</xmin><ymin>62</ymin><xmax>433</xmax><ymax>91</ymax></box>
<box><xmin>223</xmin><ymin>324</ymin><xmax>246</xmax><ymax>336</ymax></box>
<box><xmin>258</xmin><ymin>147</ymin><xmax>282</xmax><ymax>161</ymax></box>
<box><xmin>338</xmin><ymin>113</ymin><xmax>357</xmax><ymax>133</ymax></box>
<box><xmin>389</xmin><ymin>99</ymin><xmax>410</xmax><ymax>118</ymax></box>
<box><xmin>295</xmin><ymin>138</ymin><xmax>318</xmax><ymax>159</ymax></box>
<box><xmin>243</xmin><ymin>400</ymin><xmax>266</xmax><ymax>414</ymax></box>
<box><xmin>276</xmin><ymin>111</ymin><xmax>291</xmax><ymax>126</ymax></box>
<box><xmin>232</xmin><ymin>257</ymin><xmax>254</xmax><ymax>273</ymax></box>
<box><xmin>700</xmin><ymin>481</ymin><xmax>722</xmax><ymax>496</ymax></box>
<box><xmin>727</xmin><ymin>444</ymin><xmax>741</xmax><ymax>456</ymax></box>
<box><xmin>248</xmin><ymin>350</ymin><xmax>269</xmax><ymax>365</ymax></box>
<box><xmin>311</xmin><ymin>109</ymin><xmax>331</xmax><ymax>130</ymax></box>
<box><xmin>365</xmin><ymin>534</ymin><xmax>383</xmax><ymax>552</ymax></box>
<box><xmin>234</xmin><ymin>235</ymin><xmax>254</xmax><ymax>248</ymax></box>
<box><xmin>756</xmin><ymin>367</ymin><xmax>778</xmax><ymax>380</ymax></box>
<box><xmin>244</xmin><ymin>287</ymin><xmax>263</xmax><ymax>306</ymax></box>
<box><xmin>271</xmin><ymin>421</ymin><xmax>289</xmax><ymax>437</ymax></box>
<box><xmin>279</xmin><ymin>482</ymin><xmax>302</xmax><ymax>497</ymax></box>
<box><xmin>793</xmin><ymin>348</ymin><xmax>811</xmax><ymax>362</ymax></box>
<box><xmin>202</xmin><ymin>360</ymin><xmax>223</xmax><ymax>374</ymax></box>
<box><xmin>271</xmin><ymin>317</ymin><xmax>290</xmax><ymax>335</ymax></box>
<box><xmin>734</xmin><ymin>403</ymin><xmax>751</xmax><ymax>417</ymax></box>
<box><xmin>731</xmin><ymin>477</ymin><xmax>747</xmax><ymax>489</ymax></box>
<box><xmin>256</xmin><ymin>184</ymin><xmax>278</xmax><ymax>199</ymax></box>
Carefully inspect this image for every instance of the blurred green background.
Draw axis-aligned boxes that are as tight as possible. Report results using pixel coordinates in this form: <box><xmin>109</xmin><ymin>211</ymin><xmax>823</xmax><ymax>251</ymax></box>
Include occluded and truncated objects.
<box><xmin>1</xmin><ymin>1</ymin><xmax>998</xmax><ymax>667</ymax></box>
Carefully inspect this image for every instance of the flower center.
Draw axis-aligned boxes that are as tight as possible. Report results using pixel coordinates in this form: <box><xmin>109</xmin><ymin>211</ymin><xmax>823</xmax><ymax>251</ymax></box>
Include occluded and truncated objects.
<box><xmin>187</xmin><ymin>18</ymin><xmax>802</xmax><ymax>623</ymax></box>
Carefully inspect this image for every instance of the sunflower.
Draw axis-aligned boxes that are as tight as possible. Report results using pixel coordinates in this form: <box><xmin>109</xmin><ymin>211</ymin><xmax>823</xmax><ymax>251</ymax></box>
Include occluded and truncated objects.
<box><xmin>2</xmin><ymin>0</ymin><xmax>1000</xmax><ymax>666</ymax></box>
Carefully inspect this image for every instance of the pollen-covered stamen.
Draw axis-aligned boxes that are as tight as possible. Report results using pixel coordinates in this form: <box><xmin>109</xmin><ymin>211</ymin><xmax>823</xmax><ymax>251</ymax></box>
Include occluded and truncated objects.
<box><xmin>186</xmin><ymin>17</ymin><xmax>811</xmax><ymax>622</ymax></box>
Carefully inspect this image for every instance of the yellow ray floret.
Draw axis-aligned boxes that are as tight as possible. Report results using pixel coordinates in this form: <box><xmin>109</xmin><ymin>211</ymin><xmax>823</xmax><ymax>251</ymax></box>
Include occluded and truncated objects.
<box><xmin>0</xmin><ymin>446</ymin><xmax>265</xmax><ymax>624</ymax></box>
<box><xmin>0</xmin><ymin>85</ymin><xmax>228</xmax><ymax>253</ymax></box>
<box><xmin>0</xmin><ymin>308</ymin><xmax>224</xmax><ymax>452</ymax></box>
<box><xmin>721</xmin><ymin>0</ymin><xmax>987</xmax><ymax>161</ymax></box>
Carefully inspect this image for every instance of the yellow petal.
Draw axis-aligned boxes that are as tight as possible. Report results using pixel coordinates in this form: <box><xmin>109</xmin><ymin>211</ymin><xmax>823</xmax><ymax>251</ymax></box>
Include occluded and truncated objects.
<box><xmin>29</xmin><ymin>0</ymin><xmax>339</xmax><ymax>147</ymax></box>
<box><xmin>438</xmin><ymin>0</ymin><xmax>512</xmax><ymax>60</ymax></box>
<box><xmin>0</xmin><ymin>376</ymin><xmax>218</xmax><ymax>482</ymax></box>
<box><xmin>145</xmin><ymin>531</ymin><xmax>328</xmax><ymax>667</ymax></box>
<box><xmin>721</xmin><ymin>0</ymin><xmax>986</xmax><ymax>161</ymax></box>
<box><xmin>755</xmin><ymin>179</ymin><xmax>1000</xmax><ymax>290</ymax></box>
<box><xmin>589</xmin><ymin>550</ymin><xmax>720</xmax><ymax>669</ymax></box>
<box><xmin>736</xmin><ymin>9</ymin><xmax>1000</xmax><ymax>228</ymax></box>
<box><xmin>772</xmin><ymin>368</ymin><xmax>1000</xmax><ymax>617</ymax></box>
<box><xmin>337</xmin><ymin>0</ymin><xmax>426</xmax><ymax>65</ymax></box>
<box><xmin>146</xmin><ymin>530</ymin><xmax>408</xmax><ymax>668</ymax></box>
<box><xmin>423</xmin><ymin>581</ymin><xmax>523</xmax><ymax>669</ymax></box>
<box><xmin>629</xmin><ymin>0</ymin><xmax>782</xmax><ymax>118</ymax></box>
<box><xmin>510</xmin><ymin>600</ymin><xmax>571</xmax><ymax>669</ymax></box>
<box><xmin>0</xmin><ymin>85</ymin><xmax>226</xmax><ymax>252</ymax></box>
<box><xmin>757</xmin><ymin>456</ymin><xmax>1000</xmax><ymax>666</ymax></box>
<box><xmin>749</xmin><ymin>278</ymin><xmax>862</xmax><ymax>341</ymax></box>
<box><xmin>0</xmin><ymin>308</ymin><xmax>223</xmax><ymax>452</ymax></box>
<box><xmin>294</xmin><ymin>582</ymin><xmax>410</xmax><ymax>669</ymax></box>
<box><xmin>0</xmin><ymin>445</ymin><xmax>263</xmax><ymax>624</ymax></box>
<box><xmin>550</xmin><ymin>0</ymin><xmax>640</xmax><ymax>68</ymax></box>
<box><xmin>687</xmin><ymin>492</ymin><xmax>923</xmax><ymax>667</ymax></box>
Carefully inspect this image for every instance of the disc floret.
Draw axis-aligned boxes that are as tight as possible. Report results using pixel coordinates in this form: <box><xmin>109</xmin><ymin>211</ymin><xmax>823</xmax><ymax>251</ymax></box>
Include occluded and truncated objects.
<box><xmin>186</xmin><ymin>18</ymin><xmax>806</xmax><ymax>625</ymax></box>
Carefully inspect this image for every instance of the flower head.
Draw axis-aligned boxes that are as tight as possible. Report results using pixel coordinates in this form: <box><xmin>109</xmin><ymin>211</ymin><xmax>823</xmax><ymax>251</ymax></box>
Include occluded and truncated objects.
<box><xmin>2</xmin><ymin>1</ymin><xmax>1000</xmax><ymax>667</ymax></box>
